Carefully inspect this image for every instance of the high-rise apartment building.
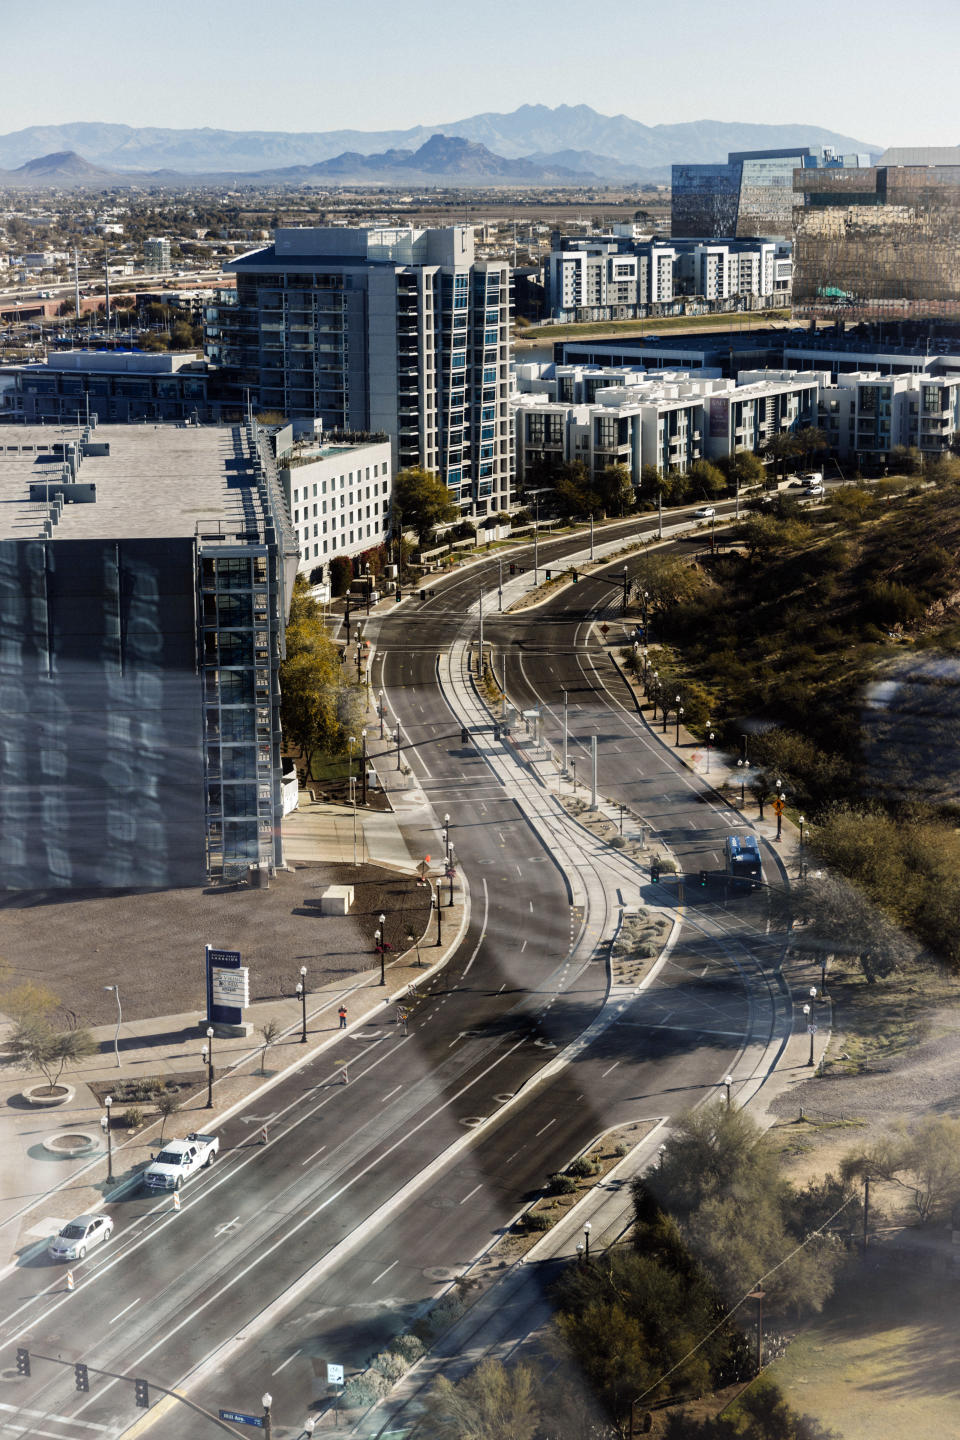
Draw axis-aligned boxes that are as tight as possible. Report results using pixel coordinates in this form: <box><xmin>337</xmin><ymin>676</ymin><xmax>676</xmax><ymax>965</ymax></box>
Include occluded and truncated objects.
<box><xmin>144</xmin><ymin>237</ymin><xmax>172</xmax><ymax>273</ymax></box>
<box><xmin>207</xmin><ymin>226</ymin><xmax>513</xmax><ymax>519</ymax></box>
<box><xmin>0</xmin><ymin>422</ymin><xmax>297</xmax><ymax>890</ymax></box>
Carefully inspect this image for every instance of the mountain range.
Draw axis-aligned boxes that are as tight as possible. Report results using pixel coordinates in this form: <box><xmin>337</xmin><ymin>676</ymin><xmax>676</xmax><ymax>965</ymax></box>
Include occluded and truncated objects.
<box><xmin>0</xmin><ymin>104</ymin><xmax>879</xmax><ymax>184</ymax></box>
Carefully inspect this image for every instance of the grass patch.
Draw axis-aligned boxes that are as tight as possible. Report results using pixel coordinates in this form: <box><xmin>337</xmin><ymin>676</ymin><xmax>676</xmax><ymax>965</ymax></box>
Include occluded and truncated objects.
<box><xmin>769</xmin><ymin>1261</ymin><xmax>960</xmax><ymax>1440</ymax></box>
<box><xmin>822</xmin><ymin>961</ymin><xmax>958</xmax><ymax>1075</ymax></box>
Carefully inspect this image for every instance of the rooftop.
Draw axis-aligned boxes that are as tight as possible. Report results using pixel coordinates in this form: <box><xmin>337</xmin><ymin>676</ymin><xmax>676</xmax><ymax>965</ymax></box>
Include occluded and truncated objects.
<box><xmin>0</xmin><ymin>423</ymin><xmax>266</xmax><ymax>543</ymax></box>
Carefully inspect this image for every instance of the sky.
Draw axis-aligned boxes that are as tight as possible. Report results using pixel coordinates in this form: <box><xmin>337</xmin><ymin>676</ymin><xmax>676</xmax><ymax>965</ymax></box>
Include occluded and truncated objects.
<box><xmin>2</xmin><ymin>0</ymin><xmax>957</xmax><ymax>148</ymax></box>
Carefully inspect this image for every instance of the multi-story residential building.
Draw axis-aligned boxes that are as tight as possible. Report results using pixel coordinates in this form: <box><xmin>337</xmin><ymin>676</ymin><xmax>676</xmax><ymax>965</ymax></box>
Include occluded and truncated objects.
<box><xmin>793</xmin><ymin>153</ymin><xmax>960</xmax><ymax>312</ymax></box>
<box><xmin>207</xmin><ymin>225</ymin><xmax>513</xmax><ymax>520</ymax></box>
<box><xmin>0</xmin><ymin>350</ymin><xmax>234</xmax><ymax>426</ymax></box>
<box><xmin>0</xmin><ymin>421</ymin><xmax>297</xmax><ymax>889</ymax></box>
<box><xmin>546</xmin><ymin>234</ymin><xmax>787</xmax><ymax>321</ymax></box>
<box><xmin>816</xmin><ymin>371</ymin><xmax>960</xmax><ymax>461</ymax></box>
<box><xmin>144</xmin><ymin>237</ymin><xmax>172</xmax><ymax>273</ymax></box>
<box><xmin>513</xmin><ymin>364</ymin><xmax>819</xmax><ymax>488</ymax></box>
<box><xmin>275</xmin><ymin>429</ymin><xmax>392</xmax><ymax>576</ymax></box>
<box><xmin>672</xmin><ymin>146</ymin><xmax>870</xmax><ymax>240</ymax></box>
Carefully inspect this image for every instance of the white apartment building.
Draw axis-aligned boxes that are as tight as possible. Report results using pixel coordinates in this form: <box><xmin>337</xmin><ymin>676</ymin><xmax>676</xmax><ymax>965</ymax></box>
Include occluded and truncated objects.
<box><xmin>514</xmin><ymin>363</ymin><xmax>821</xmax><ymax>487</ymax></box>
<box><xmin>276</xmin><ymin>433</ymin><xmax>392</xmax><ymax>577</ymax></box>
<box><xmin>815</xmin><ymin>370</ymin><xmax>960</xmax><ymax>460</ymax></box>
<box><xmin>144</xmin><ymin>237</ymin><xmax>172</xmax><ymax>273</ymax></box>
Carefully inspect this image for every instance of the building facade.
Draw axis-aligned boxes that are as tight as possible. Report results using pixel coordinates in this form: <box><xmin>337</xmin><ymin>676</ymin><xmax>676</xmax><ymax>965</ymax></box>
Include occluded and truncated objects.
<box><xmin>0</xmin><ymin>350</ymin><xmax>234</xmax><ymax>426</ymax></box>
<box><xmin>274</xmin><ymin>429</ymin><xmax>392</xmax><ymax>577</ymax></box>
<box><xmin>144</xmin><ymin>237</ymin><xmax>172</xmax><ymax>273</ymax></box>
<box><xmin>207</xmin><ymin>226</ymin><xmax>513</xmax><ymax>520</ymax></box>
<box><xmin>815</xmin><ymin>370</ymin><xmax>960</xmax><ymax>461</ymax></box>
<box><xmin>672</xmin><ymin>147</ymin><xmax>870</xmax><ymax>240</ymax></box>
<box><xmin>0</xmin><ymin>421</ymin><xmax>297</xmax><ymax>890</ymax></box>
<box><xmin>793</xmin><ymin>156</ymin><xmax>960</xmax><ymax>312</ymax></box>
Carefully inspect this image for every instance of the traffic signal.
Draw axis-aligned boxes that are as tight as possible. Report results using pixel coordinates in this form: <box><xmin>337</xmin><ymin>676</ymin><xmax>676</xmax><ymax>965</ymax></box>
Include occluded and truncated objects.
<box><xmin>134</xmin><ymin>1378</ymin><xmax>149</xmax><ymax>1409</ymax></box>
<box><xmin>15</xmin><ymin>1348</ymin><xmax>29</xmax><ymax>1377</ymax></box>
<box><xmin>571</xmin><ymin>570</ymin><xmax>578</xmax><ymax>583</ymax></box>
<box><xmin>650</xmin><ymin>861</ymin><xmax>660</xmax><ymax>883</ymax></box>
<box><xmin>460</xmin><ymin>727</ymin><xmax>469</xmax><ymax>744</ymax></box>
<box><xmin>699</xmin><ymin>870</ymin><xmax>708</xmax><ymax>887</ymax></box>
<box><xmin>75</xmin><ymin>1363</ymin><xmax>89</xmax><ymax>1392</ymax></box>
<box><xmin>493</xmin><ymin>724</ymin><xmax>500</xmax><ymax>741</ymax></box>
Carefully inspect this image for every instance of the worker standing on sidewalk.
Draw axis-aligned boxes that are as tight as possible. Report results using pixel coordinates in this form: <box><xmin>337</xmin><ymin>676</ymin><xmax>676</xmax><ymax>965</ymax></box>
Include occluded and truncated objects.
<box><xmin>338</xmin><ymin>1005</ymin><xmax>348</xmax><ymax>1029</ymax></box>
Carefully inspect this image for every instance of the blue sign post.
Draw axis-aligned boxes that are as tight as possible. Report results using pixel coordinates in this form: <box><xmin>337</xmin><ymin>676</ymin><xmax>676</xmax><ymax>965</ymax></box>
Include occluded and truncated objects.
<box><xmin>219</xmin><ymin>1410</ymin><xmax>264</xmax><ymax>1428</ymax></box>
<box><xmin>206</xmin><ymin>947</ymin><xmax>243</xmax><ymax>1028</ymax></box>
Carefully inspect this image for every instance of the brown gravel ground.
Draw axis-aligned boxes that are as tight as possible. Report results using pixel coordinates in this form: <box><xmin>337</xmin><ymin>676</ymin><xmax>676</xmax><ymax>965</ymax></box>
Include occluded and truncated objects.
<box><xmin>0</xmin><ymin>861</ymin><xmax>431</xmax><ymax>1027</ymax></box>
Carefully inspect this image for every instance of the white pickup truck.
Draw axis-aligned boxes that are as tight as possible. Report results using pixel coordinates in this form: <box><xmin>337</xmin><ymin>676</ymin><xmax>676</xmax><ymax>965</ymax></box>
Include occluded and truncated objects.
<box><xmin>143</xmin><ymin>1132</ymin><xmax>219</xmax><ymax>1192</ymax></box>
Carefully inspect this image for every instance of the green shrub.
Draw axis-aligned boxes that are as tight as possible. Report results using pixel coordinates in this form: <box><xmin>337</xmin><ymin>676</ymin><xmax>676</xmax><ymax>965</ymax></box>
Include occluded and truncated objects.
<box><xmin>122</xmin><ymin>1105</ymin><xmax>145</xmax><ymax>1129</ymax></box>
<box><xmin>390</xmin><ymin>1333</ymin><xmax>425</xmax><ymax>1365</ymax></box>
<box><xmin>524</xmin><ymin>1210</ymin><xmax>554</xmax><ymax>1231</ymax></box>
<box><xmin>371</xmin><ymin>1351</ymin><xmax>405</xmax><ymax>1382</ymax></box>
<box><xmin>550</xmin><ymin>1173</ymin><xmax>578</xmax><ymax>1195</ymax></box>
<box><xmin>614</xmin><ymin>1142</ymin><xmax>629</xmax><ymax>1157</ymax></box>
<box><xmin>341</xmin><ymin>1373</ymin><xmax>389</xmax><ymax>1409</ymax></box>
<box><xmin>567</xmin><ymin>1156</ymin><xmax>597</xmax><ymax>1179</ymax></box>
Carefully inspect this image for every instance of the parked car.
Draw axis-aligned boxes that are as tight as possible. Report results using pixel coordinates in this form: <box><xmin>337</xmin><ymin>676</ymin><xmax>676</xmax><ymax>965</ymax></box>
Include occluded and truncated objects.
<box><xmin>48</xmin><ymin>1213</ymin><xmax>113</xmax><ymax>1261</ymax></box>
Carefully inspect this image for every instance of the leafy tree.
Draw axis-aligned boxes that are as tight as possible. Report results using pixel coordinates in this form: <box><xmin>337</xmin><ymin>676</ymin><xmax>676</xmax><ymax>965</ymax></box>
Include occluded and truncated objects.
<box><xmin>776</xmin><ymin>865</ymin><xmax>919</xmax><ymax>984</ymax></box>
<box><xmin>643</xmin><ymin>1101</ymin><xmax>783</xmax><ymax>1222</ymax></box>
<box><xmin>393</xmin><ymin>466</ymin><xmax>458</xmax><ymax>543</ymax></box>
<box><xmin>330</xmin><ymin>555</ymin><xmax>353</xmax><ymax>598</ymax></box>
<box><xmin>596</xmin><ymin>463</ymin><xmax>634</xmax><ymax>517</ymax></box>
<box><xmin>687</xmin><ymin>459</ymin><xmax>726</xmax><ymax>500</ymax></box>
<box><xmin>156</xmin><ymin>1090</ymin><xmax>180</xmax><ymax>1143</ymax></box>
<box><xmin>842</xmin><ymin>1115</ymin><xmax>960</xmax><ymax>1224</ymax></box>
<box><xmin>552</xmin><ymin>460</ymin><xmax>602</xmax><ymax>518</ymax></box>
<box><xmin>279</xmin><ymin>574</ymin><xmax>353</xmax><ymax>777</ymax></box>
<box><xmin>718</xmin><ymin>450</ymin><xmax>766</xmax><ymax>489</ymax></box>
<box><xmin>424</xmin><ymin>1358</ymin><xmax>539</xmax><ymax>1440</ymax></box>
<box><xmin>4</xmin><ymin>1017</ymin><xmax>96</xmax><ymax>1092</ymax></box>
<box><xmin>639</xmin><ymin>463</ymin><xmax>665</xmax><ymax>498</ymax></box>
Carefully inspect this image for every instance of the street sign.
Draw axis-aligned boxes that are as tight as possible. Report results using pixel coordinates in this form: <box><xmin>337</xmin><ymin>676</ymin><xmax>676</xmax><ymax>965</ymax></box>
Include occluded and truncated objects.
<box><xmin>807</xmin><ymin>1023</ymin><xmax>818</xmax><ymax>1035</ymax></box>
<box><xmin>772</xmin><ymin>797</ymin><xmax>785</xmax><ymax>816</ymax></box>
<box><xmin>219</xmin><ymin>1411</ymin><xmax>264</xmax><ymax>1428</ymax></box>
<box><xmin>327</xmin><ymin>1363</ymin><xmax>345</xmax><ymax>1385</ymax></box>
<box><xmin>600</xmin><ymin>623</ymin><xmax>609</xmax><ymax>635</ymax></box>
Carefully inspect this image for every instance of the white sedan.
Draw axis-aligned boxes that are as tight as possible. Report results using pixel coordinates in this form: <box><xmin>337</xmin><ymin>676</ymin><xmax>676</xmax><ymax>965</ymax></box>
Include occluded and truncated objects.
<box><xmin>48</xmin><ymin>1213</ymin><xmax>113</xmax><ymax>1261</ymax></box>
<box><xmin>693</xmin><ymin>506</ymin><xmax>716</xmax><ymax>519</ymax></box>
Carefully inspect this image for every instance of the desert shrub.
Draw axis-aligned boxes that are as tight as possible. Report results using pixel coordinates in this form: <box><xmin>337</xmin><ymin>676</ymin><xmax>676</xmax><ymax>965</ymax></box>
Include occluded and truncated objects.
<box><xmin>122</xmin><ymin>1105</ymin><xmax>145</xmax><ymax>1129</ymax></box>
<box><xmin>524</xmin><ymin>1210</ymin><xmax>554</xmax><ymax>1232</ymax></box>
<box><xmin>567</xmin><ymin>1156</ymin><xmax>599</xmax><ymax>1179</ymax></box>
<box><xmin>390</xmin><ymin>1333</ymin><xmax>425</xmax><ymax>1365</ymax></box>
<box><xmin>371</xmin><ymin>1351</ymin><xmax>406</xmax><ymax>1382</ymax></box>
<box><xmin>549</xmin><ymin>1173</ymin><xmax>578</xmax><ymax>1195</ymax></box>
<box><xmin>341</xmin><ymin>1373</ymin><xmax>389</xmax><ymax>1409</ymax></box>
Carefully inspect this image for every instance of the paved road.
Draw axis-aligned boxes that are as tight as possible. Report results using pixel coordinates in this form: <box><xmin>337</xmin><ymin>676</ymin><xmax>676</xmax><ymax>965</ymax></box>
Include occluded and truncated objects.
<box><xmin>0</xmin><ymin>517</ymin><xmax>792</xmax><ymax>1439</ymax></box>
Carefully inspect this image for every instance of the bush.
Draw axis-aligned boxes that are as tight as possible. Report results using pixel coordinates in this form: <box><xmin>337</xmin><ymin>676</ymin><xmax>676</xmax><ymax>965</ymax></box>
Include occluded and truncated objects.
<box><xmin>567</xmin><ymin>1156</ymin><xmax>598</xmax><ymax>1179</ymax></box>
<box><xmin>550</xmin><ymin>1173</ymin><xmax>578</xmax><ymax>1195</ymax></box>
<box><xmin>341</xmin><ymin>1373</ymin><xmax>389</xmax><ymax>1409</ymax></box>
<box><xmin>524</xmin><ymin>1210</ymin><xmax>555</xmax><ymax>1231</ymax></box>
<box><xmin>330</xmin><ymin>555</ymin><xmax>353</xmax><ymax>598</ymax></box>
<box><xmin>371</xmin><ymin>1351</ymin><xmax>406</xmax><ymax>1382</ymax></box>
<box><xmin>122</xmin><ymin>1105</ymin><xmax>145</xmax><ymax>1129</ymax></box>
<box><xmin>390</xmin><ymin>1333</ymin><xmax>425</xmax><ymax>1365</ymax></box>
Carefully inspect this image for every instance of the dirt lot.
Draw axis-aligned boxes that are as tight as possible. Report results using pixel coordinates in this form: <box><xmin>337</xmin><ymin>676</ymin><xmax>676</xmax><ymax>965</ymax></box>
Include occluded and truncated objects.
<box><xmin>760</xmin><ymin>960</ymin><xmax>960</xmax><ymax>1439</ymax></box>
<box><xmin>0</xmin><ymin>862</ymin><xmax>431</xmax><ymax>1027</ymax></box>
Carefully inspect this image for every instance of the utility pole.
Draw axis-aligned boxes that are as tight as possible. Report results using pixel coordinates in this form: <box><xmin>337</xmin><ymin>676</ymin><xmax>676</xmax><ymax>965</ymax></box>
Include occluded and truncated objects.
<box><xmin>589</xmin><ymin>512</ymin><xmax>595</xmax><ymax>560</ymax></box>
<box><xmin>562</xmin><ymin>689</ymin><xmax>568</xmax><ymax>774</ymax></box>
<box><xmin>591</xmin><ymin>733</ymin><xmax>598</xmax><ymax>810</ymax></box>
<box><xmin>478</xmin><ymin>587</ymin><xmax>484</xmax><ymax>678</ymax></box>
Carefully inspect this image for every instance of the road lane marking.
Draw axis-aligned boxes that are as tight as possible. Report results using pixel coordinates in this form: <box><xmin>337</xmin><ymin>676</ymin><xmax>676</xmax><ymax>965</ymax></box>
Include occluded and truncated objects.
<box><xmin>460</xmin><ymin>1184</ymin><xmax>482</xmax><ymax>1205</ymax></box>
<box><xmin>271</xmin><ymin>1347</ymin><xmax>302</xmax><ymax>1375</ymax></box>
<box><xmin>602</xmin><ymin>1061</ymin><xmax>620</xmax><ymax>1077</ymax></box>
<box><xmin>371</xmin><ymin>1260</ymin><xmax>398</xmax><ymax>1286</ymax></box>
<box><xmin>0</xmin><ymin>1403</ymin><xmax>113</xmax><ymax>1432</ymax></box>
<box><xmin>382</xmin><ymin>1085</ymin><xmax>402</xmax><ymax>1101</ymax></box>
<box><xmin>535</xmin><ymin>1119</ymin><xmax>556</xmax><ymax>1137</ymax></box>
<box><xmin>108</xmin><ymin>1297</ymin><xmax>140</xmax><ymax>1325</ymax></box>
<box><xmin>301</xmin><ymin>1145</ymin><xmax>327</xmax><ymax>1167</ymax></box>
<box><xmin>520</xmin><ymin>940</ymin><xmax>527</xmax><ymax>952</ymax></box>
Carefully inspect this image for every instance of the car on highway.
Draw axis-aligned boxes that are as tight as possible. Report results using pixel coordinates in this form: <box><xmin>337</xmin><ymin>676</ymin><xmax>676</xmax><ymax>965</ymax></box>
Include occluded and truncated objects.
<box><xmin>48</xmin><ymin>1213</ymin><xmax>113</xmax><ymax>1261</ymax></box>
<box><xmin>693</xmin><ymin>505</ymin><xmax>715</xmax><ymax>519</ymax></box>
<box><xmin>144</xmin><ymin>1131</ymin><xmax>219</xmax><ymax>1191</ymax></box>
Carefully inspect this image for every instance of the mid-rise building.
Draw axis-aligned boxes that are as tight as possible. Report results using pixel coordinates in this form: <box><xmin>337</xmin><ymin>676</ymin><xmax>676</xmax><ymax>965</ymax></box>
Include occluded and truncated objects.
<box><xmin>144</xmin><ymin>237</ymin><xmax>172</xmax><ymax>273</ymax></box>
<box><xmin>207</xmin><ymin>225</ymin><xmax>513</xmax><ymax>520</ymax></box>
<box><xmin>814</xmin><ymin>370</ymin><xmax>960</xmax><ymax>461</ymax></box>
<box><xmin>274</xmin><ymin>428</ymin><xmax>392</xmax><ymax>577</ymax></box>
<box><xmin>672</xmin><ymin>146</ymin><xmax>870</xmax><ymax>239</ymax></box>
<box><xmin>513</xmin><ymin>364</ymin><xmax>819</xmax><ymax>487</ymax></box>
<box><xmin>0</xmin><ymin>421</ymin><xmax>297</xmax><ymax>890</ymax></box>
<box><xmin>793</xmin><ymin>154</ymin><xmax>960</xmax><ymax>313</ymax></box>
<box><xmin>0</xmin><ymin>350</ymin><xmax>234</xmax><ymax>426</ymax></box>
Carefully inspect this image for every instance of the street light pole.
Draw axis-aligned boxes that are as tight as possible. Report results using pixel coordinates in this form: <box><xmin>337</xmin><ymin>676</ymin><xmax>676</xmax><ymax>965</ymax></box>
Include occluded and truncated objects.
<box><xmin>378</xmin><ymin>688</ymin><xmax>385</xmax><ymax>739</ymax></box>
<box><xmin>676</xmin><ymin>705</ymin><xmax>684</xmax><ymax>746</ymax></box>
<box><xmin>202</xmin><ymin>1026</ymin><xmax>214</xmax><ymax>1107</ymax></box>
<box><xmin>478</xmin><ymin>587</ymin><xmax>484</xmax><ymax>676</ymax></box>
<box><xmin>379</xmin><ymin>913</ymin><xmax>387</xmax><ymax>985</ymax></box>
<box><xmin>583</xmin><ymin>1220</ymin><xmax>591</xmax><ymax>1263</ymax></box>
<box><xmin>360</xmin><ymin>729</ymin><xmax>367</xmax><ymax>807</ymax></box>
<box><xmin>803</xmin><ymin>1003</ymin><xmax>816</xmax><ymax>1066</ymax></box>
<box><xmin>707</xmin><ymin>730</ymin><xmax>714</xmax><ymax>773</ymax></box>
<box><xmin>724</xmin><ymin>1074</ymin><xmax>733</xmax><ymax>1106</ymax></box>
<box><xmin>104</xmin><ymin>985</ymin><xmax>121</xmax><ymax>1068</ymax></box>
<box><xmin>622</xmin><ymin>564</ymin><xmax>629</xmax><ymax>613</ymax></box>
<box><xmin>297</xmin><ymin>965</ymin><xmax>307</xmax><ymax>1042</ymax></box>
<box><xmin>395</xmin><ymin>724</ymin><xmax>402</xmax><ymax>770</ymax></box>
<box><xmin>562</xmin><ymin>689</ymin><xmax>568</xmax><ymax>774</ymax></box>
<box><xmin>103</xmin><ymin>1096</ymin><xmax>113</xmax><ymax>1182</ymax></box>
<box><xmin>434</xmin><ymin>880</ymin><xmax>442</xmax><ymax>945</ymax></box>
<box><xmin>589</xmin><ymin>512</ymin><xmax>595</xmax><ymax>561</ymax></box>
<box><xmin>262</xmin><ymin>1392</ymin><xmax>273</xmax><ymax>1440</ymax></box>
<box><xmin>498</xmin><ymin>555</ymin><xmax>503</xmax><ymax>612</ymax></box>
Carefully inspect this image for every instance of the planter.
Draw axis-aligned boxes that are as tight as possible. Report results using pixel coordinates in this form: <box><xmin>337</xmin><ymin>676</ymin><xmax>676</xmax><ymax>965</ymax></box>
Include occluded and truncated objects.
<box><xmin>42</xmin><ymin>1130</ymin><xmax>98</xmax><ymax>1157</ymax></box>
<box><xmin>22</xmin><ymin>1083</ymin><xmax>75</xmax><ymax>1108</ymax></box>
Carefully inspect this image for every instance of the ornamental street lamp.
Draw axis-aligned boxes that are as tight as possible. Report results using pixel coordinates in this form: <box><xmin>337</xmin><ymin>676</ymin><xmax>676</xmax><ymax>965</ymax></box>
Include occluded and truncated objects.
<box><xmin>723</xmin><ymin>1074</ymin><xmax>733</xmax><ymax>1106</ymax></box>
<box><xmin>378</xmin><ymin>688</ymin><xmax>385</xmax><ymax>739</ymax></box>
<box><xmin>803</xmin><ymin>1003</ymin><xmax>816</xmax><ymax>1066</ymax></box>
<box><xmin>104</xmin><ymin>984</ymin><xmax>122</xmax><ymax>1068</ymax></box>
<box><xmin>676</xmin><ymin>704</ymin><xmax>684</xmax><ymax>746</ymax></box>
<box><xmin>297</xmin><ymin>965</ymin><xmax>308</xmax><ymax>1042</ymax></box>
<box><xmin>103</xmin><ymin>1095</ymin><xmax>113</xmax><ymax>1182</ymax></box>
<box><xmin>799</xmin><ymin>814</ymin><xmax>805</xmax><ymax>846</ymax></box>
<box><xmin>737</xmin><ymin>758</ymin><xmax>750</xmax><ymax>807</ymax></box>
<box><xmin>262</xmin><ymin>1392</ymin><xmax>273</xmax><ymax>1440</ymax></box>
<box><xmin>361</xmin><ymin>728</ymin><xmax>368</xmax><ymax>806</ymax></box>
<box><xmin>583</xmin><ymin>1220</ymin><xmax>592</xmax><ymax>1262</ymax></box>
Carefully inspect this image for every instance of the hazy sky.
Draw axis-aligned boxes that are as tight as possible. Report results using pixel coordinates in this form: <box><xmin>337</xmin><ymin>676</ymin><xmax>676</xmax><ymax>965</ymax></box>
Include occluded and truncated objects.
<box><xmin>2</xmin><ymin>0</ymin><xmax>955</xmax><ymax>147</ymax></box>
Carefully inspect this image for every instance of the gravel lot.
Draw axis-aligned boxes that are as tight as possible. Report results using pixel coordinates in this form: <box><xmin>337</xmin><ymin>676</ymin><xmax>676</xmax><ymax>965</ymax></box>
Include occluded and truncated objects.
<box><xmin>0</xmin><ymin>861</ymin><xmax>431</xmax><ymax>1027</ymax></box>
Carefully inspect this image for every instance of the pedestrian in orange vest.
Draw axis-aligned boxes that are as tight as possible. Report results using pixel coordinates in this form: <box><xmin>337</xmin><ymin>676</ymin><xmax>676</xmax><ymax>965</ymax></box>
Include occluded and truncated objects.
<box><xmin>338</xmin><ymin>1005</ymin><xmax>347</xmax><ymax>1029</ymax></box>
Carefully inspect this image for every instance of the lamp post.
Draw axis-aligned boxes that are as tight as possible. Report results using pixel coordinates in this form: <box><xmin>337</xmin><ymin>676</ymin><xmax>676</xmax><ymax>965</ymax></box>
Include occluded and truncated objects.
<box><xmin>360</xmin><ymin>728</ymin><xmax>367</xmax><ymax>806</ymax></box>
<box><xmin>498</xmin><ymin>554</ymin><xmax>503</xmax><ymax>611</ymax></box>
<box><xmin>349</xmin><ymin>774</ymin><xmax>358</xmax><ymax>868</ymax></box>
<box><xmin>799</xmin><ymin>814</ymin><xmax>805</xmax><ymax>847</ymax></box>
<box><xmin>103</xmin><ymin>1095</ymin><xmax>113</xmax><ymax>1182</ymax></box>
<box><xmin>776</xmin><ymin>786</ymin><xmax>786</xmax><ymax>842</ymax></box>
<box><xmin>533</xmin><ymin>496</ymin><xmax>540</xmax><ymax>584</ymax></box>
<box><xmin>395</xmin><ymin>724</ymin><xmax>402</xmax><ymax>770</ymax></box>
<box><xmin>650</xmin><ymin>669</ymin><xmax>659</xmax><ymax>720</ymax></box>
<box><xmin>103</xmin><ymin>984</ymin><xmax>121</xmax><ymax>1068</ymax></box>
<box><xmin>723</xmin><ymin>1074</ymin><xmax>733</xmax><ymax>1106</ymax></box>
<box><xmin>374</xmin><ymin>928</ymin><xmax>382</xmax><ymax>981</ymax></box>
<box><xmin>378</xmin><ymin>688</ymin><xmax>385</xmax><ymax>739</ymax></box>
<box><xmin>803</xmin><ymin>1003</ymin><xmax>816</xmax><ymax>1066</ymax></box>
<box><xmin>676</xmin><ymin>704</ymin><xmax>684</xmax><ymax>745</ymax></box>
<box><xmin>434</xmin><ymin>880</ymin><xmax>442</xmax><ymax>945</ymax></box>
<box><xmin>622</xmin><ymin>564</ymin><xmax>629</xmax><ymax>613</ymax></box>
<box><xmin>202</xmin><ymin>1026</ymin><xmax>214</xmax><ymax>1108</ymax></box>
<box><xmin>707</xmin><ymin>730</ymin><xmax>714</xmax><ymax>773</ymax></box>
<box><xmin>297</xmin><ymin>965</ymin><xmax>307</xmax><ymax>1042</ymax></box>
<box><xmin>347</xmin><ymin>734</ymin><xmax>356</xmax><ymax>789</ymax></box>
<box><xmin>562</xmin><ymin>689</ymin><xmax>568</xmax><ymax>774</ymax></box>
<box><xmin>589</xmin><ymin>511</ymin><xmax>595</xmax><ymax>561</ymax></box>
<box><xmin>737</xmin><ymin>758</ymin><xmax>750</xmax><ymax>807</ymax></box>
<box><xmin>378</xmin><ymin>912</ymin><xmax>387</xmax><ymax>985</ymax></box>
<box><xmin>583</xmin><ymin>1220</ymin><xmax>591</xmax><ymax>1263</ymax></box>
<box><xmin>262</xmin><ymin>1392</ymin><xmax>273</xmax><ymax>1440</ymax></box>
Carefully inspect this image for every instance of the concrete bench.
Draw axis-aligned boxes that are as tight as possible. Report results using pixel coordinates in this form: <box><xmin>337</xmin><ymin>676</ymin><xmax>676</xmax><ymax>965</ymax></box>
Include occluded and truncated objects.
<box><xmin>319</xmin><ymin>884</ymin><xmax>354</xmax><ymax>915</ymax></box>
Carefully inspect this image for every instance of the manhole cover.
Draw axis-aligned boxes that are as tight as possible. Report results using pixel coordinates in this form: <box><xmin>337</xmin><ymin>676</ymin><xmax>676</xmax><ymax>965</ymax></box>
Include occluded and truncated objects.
<box><xmin>428</xmin><ymin>1196</ymin><xmax>457</xmax><ymax>1210</ymax></box>
<box><xmin>459</xmin><ymin>1116</ymin><xmax>486</xmax><ymax>1127</ymax></box>
<box><xmin>493</xmin><ymin>1093</ymin><xmax>513</xmax><ymax>1104</ymax></box>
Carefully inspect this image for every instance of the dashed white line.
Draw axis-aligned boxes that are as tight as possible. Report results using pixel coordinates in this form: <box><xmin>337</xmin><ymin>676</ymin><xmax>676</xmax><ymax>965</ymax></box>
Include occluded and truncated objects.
<box><xmin>301</xmin><ymin>1144</ymin><xmax>328</xmax><ymax>1167</ymax></box>
<box><xmin>382</xmin><ymin>1085</ymin><xmax>402</xmax><ymax>1101</ymax></box>
<box><xmin>271</xmin><ymin>1347</ymin><xmax>302</xmax><ymax>1376</ymax></box>
<box><xmin>460</xmin><ymin>1183</ymin><xmax>482</xmax><ymax>1205</ymax></box>
<box><xmin>371</xmin><ymin>1260</ymin><xmax>398</xmax><ymax>1286</ymax></box>
<box><xmin>108</xmin><ymin>1297</ymin><xmax>140</xmax><ymax>1325</ymax></box>
<box><xmin>520</xmin><ymin>940</ymin><xmax>527</xmax><ymax>952</ymax></box>
<box><xmin>601</xmin><ymin>1061</ymin><xmax>620</xmax><ymax>1078</ymax></box>
<box><xmin>535</xmin><ymin>1118</ymin><xmax>557</xmax><ymax>1137</ymax></box>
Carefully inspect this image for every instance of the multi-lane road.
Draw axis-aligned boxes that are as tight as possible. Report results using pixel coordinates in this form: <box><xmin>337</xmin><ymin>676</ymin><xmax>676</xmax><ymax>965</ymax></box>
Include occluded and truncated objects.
<box><xmin>0</xmin><ymin>509</ymin><xmax>793</xmax><ymax>1439</ymax></box>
